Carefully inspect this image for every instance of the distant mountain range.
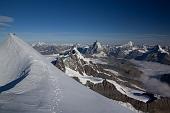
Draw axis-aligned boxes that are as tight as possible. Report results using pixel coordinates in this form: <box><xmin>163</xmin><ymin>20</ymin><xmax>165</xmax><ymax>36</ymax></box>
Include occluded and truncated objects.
<box><xmin>46</xmin><ymin>40</ymin><xmax>170</xmax><ymax>113</ymax></box>
<box><xmin>32</xmin><ymin>40</ymin><xmax>170</xmax><ymax>65</ymax></box>
<box><xmin>30</xmin><ymin>37</ymin><xmax>170</xmax><ymax>113</ymax></box>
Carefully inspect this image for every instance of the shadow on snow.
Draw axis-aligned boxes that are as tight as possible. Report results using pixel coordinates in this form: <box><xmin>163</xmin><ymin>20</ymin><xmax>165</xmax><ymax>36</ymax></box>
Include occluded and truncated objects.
<box><xmin>0</xmin><ymin>65</ymin><xmax>31</xmax><ymax>93</ymax></box>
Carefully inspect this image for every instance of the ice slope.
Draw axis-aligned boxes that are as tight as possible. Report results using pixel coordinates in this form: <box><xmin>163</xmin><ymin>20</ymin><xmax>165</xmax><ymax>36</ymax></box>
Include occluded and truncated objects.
<box><xmin>0</xmin><ymin>34</ymin><xmax>134</xmax><ymax>113</ymax></box>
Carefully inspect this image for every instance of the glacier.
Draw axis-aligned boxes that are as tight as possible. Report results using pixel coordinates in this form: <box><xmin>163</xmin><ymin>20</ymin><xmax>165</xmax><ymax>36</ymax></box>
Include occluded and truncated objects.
<box><xmin>0</xmin><ymin>33</ymin><xmax>134</xmax><ymax>113</ymax></box>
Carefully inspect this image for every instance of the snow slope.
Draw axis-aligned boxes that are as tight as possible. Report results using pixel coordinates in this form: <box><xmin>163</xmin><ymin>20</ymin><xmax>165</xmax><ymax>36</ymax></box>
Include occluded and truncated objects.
<box><xmin>65</xmin><ymin>67</ymin><xmax>104</xmax><ymax>84</ymax></box>
<box><xmin>0</xmin><ymin>33</ymin><xmax>134</xmax><ymax>113</ymax></box>
<box><xmin>107</xmin><ymin>80</ymin><xmax>149</xmax><ymax>103</ymax></box>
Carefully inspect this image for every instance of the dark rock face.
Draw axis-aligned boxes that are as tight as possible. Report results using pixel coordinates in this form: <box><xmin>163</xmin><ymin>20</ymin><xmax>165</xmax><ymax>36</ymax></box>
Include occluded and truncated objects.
<box><xmin>161</xmin><ymin>54</ymin><xmax>170</xmax><ymax>65</ymax></box>
<box><xmin>125</xmin><ymin>50</ymin><xmax>144</xmax><ymax>59</ymax></box>
<box><xmin>60</xmin><ymin>46</ymin><xmax>111</xmax><ymax>78</ymax></box>
<box><xmin>89</xmin><ymin>41</ymin><xmax>103</xmax><ymax>54</ymax></box>
<box><xmin>86</xmin><ymin>80</ymin><xmax>170</xmax><ymax>113</ymax></box>
<box><xmin>51</xmin><ymin>57</ymin><xmax>66</xmax><ymax>72</ymax></box>
<box><xmin>77</xmin><ymin>47</ymin><xmax>89</xmax><ymax>54</ymax></box>
<box><xmin>107</xmin><ymin>44</ymin><xmax>170</xmax><ymax>66</ymax></box>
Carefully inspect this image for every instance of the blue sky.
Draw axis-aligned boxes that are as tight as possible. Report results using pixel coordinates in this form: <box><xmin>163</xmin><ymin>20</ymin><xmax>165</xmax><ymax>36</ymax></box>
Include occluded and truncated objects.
<box><xmin>0</xmin><ymin>0</ymin><xmax>170</xmax><ymax>44</ymax></box>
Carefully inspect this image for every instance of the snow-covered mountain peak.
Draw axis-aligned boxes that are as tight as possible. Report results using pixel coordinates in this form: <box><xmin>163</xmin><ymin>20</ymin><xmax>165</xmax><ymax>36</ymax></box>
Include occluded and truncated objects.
<box><xmin>92</xmin><ymin>40</ymin><xmax>102</xmax><ymax>50</ymax></box>
<box><xmin>116</xmin><ymin>41</ymin><xmax>134</xmax><ymax>49</ymax></box>
<box><xmin>127</xmin><ymin>41</ymin><xmax>133</xmax><ymax>47</ymax></box>
<box><xmin>122</xmin><ymin>41</ymin><xmax>134</xmax><ymax>48</ymax></box>
<box><xmin>87</xmin><ymin>40</ymin><xmax>104</xmax><ymax>54</ymax></box>
<box><xmin>71</xmin><ymin>46</ymin><xmax>85</xmax><ymax>59</ymax></box>
<box><xmin>151</xmin><ymin>45</ymin><xmax>169</xmax><ymax>54</ymax></box>
<box><xmin>94</xmin><ymin>40</ymin><xmax>102</xmax><ymax>48</ymax></box>
<box><xmin>158</xmin><ymin>45</ymin><xmax>169</xmax><ymax>54</ymax></box>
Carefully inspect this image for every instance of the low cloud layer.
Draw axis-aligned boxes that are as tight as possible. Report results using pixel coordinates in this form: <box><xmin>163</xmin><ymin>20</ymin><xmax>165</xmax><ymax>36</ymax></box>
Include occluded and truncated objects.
<box><xmin>131</xmin><ymin>60</ymin><xmax>170</xmax><ymax>97</ymax></box>
<box><xmin>0</xmin><ymin>16</ymin><xmax>14</xmax><ymax>29</ymax></box>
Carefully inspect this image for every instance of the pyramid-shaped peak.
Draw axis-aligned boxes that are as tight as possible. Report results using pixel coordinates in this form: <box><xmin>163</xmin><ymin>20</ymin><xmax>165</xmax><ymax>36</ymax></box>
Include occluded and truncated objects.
<box><xmin>92</xmin><ymin>40</ymin><xmax>102</xmax><ymax>50</ymax></box>
<box><xmin>128</xmin><ymin>41</ymin><xmax>133</xmax><ymax>46</ymax></box>
<box><xmin>94</xmin><ymin>40</ymin><xmax>101</xmax><ymax>46</ymax></box>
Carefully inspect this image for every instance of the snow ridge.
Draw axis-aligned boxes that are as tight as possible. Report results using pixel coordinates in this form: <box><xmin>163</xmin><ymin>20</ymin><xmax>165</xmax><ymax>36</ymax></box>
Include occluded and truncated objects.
<box><xmin>0</xmin><ymin>33</ymin><xmax>134</xmax><ymax>113</ymax></box>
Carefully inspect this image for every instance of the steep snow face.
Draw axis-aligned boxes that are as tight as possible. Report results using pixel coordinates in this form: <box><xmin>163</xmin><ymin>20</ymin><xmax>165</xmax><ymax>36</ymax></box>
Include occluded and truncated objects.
<box><xmin>127</xmin><ymin>41</ymin><xmax>133</xmax><ymax>47</ymax></box>
<box><xmin>72</xmin><ymin>46</ymin><xmax>86</xmax><ymax>60</ymax></box>
<box><xmin>90</xmin><ymin>41</ymin><xmax>103</xmax><ymax>54</ymax></box>
<box><xmin>0</xmin><ymin>33</ymin><xmax>44</xmax><ymax>88</ymax></box>
<box><xmin>65</xmin><ymin>67</ymin><xmax>104</xmax><ymax>84</ymax></box>
<box><xmin>149</xmin><ymin>45</ymin><xmax>169</xmax><ymax>54</ymax></box>
<box><xmin>95</xmin><ymin>41</ymin><xmax>102</xmax><ymax>49</ymax></box>
<box><xmin>92</xmin><ymin>51</ymin><xmax>107</xmax><ymax>57</ymax></box>
<box><xmin>0</xmin><ymin>34</ymin><xmax>134</xmax><ymax>113</ymax></box>
<box><xmin>158</xmin><ymin>45</ymin><xmax>169</xmax><ymax>55</ymax></box>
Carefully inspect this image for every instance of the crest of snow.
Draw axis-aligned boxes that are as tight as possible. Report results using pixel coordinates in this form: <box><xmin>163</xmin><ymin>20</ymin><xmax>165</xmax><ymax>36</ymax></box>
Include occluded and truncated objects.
<box><xmin>127</xmin><ymin>41</ymin><xmax>133</xmax><ymax>47</ymax></box>
<box><xmin>124</xmin><ymin>50</ymin><xmax>133</xmax><ymax>55</ymax></box>
<box><xmin>96</xmin><ymin>41</ymin><xmax>102</xmax><ymax>49</ymax></box>
<box><xmin>0</xmin><ymin>33</ymin><xmax>135</xmax><ymax>113</ymax></box>
<box><xmin>72</xmin><ymin>47</ymin><xmax>90</xmax><ymax>63</ymax></box>
<box><xmin>89</xmin><ymin>58</ymin><xmax>108</xmax><ymax>64</ymax></box>
<box><xmin>104</xmin><ymin>69</ymin><xmax>119</xmax><ymax>76</ymax></box>
<box><xmin>107</xmin><ymin>79</ymin><xmax>150</xmax><ymax>103</ymax></box>
<box><xmin>65</xmin><ymin>67</ymin><xmax>103</xmax><ymax>84</ymax></box>
<box><xmin>73</xmin><ymin>47</ymin><xmax>85</xmax><ymax>59</ymax></box>
<box><xmin>138</xmin><ymin>49</ymin><xmax>147</xmax><ymax>53</ymax></box>
<box><xmin>102</xmin><ymin>72</ymin><xmax>112</xmax><ymax>76</ymax></box>
<box><xmin>92</xmin><ymin>51</ymin><xmax>107</xmax><ymax>57</ymax></box>
<box><xmin>143</xmin><ymin>45</ymin><xmax>148</xmax><ymax>51</ymax></box>
<box><xmin>131</xmin><ymin>84</ymin><xmax>145</xmax><ymax>91</ymax></box>
<box><xmin>158</xmin><ymin>45</ymin><xmax>169</xmax><ymax>55</ymax></box>
<box><xmin>84</xmin><ymin>45</ymin><xmax>90</xmax><ymax>48</ymax></box>
<box><xmin>131</xmin><ymin>47</ymin><xmax>138</xmax><ymax>50</ymax></box>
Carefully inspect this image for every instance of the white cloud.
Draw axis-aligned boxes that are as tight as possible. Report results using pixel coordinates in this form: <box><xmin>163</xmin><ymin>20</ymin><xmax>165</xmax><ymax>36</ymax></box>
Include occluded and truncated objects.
<box><xmin>0</xmin><ymin>22</ymin><xmax>11</xmax><ymax>27</ymax></box>
<box><xmin>0</xmin><ymin>16</ymin><xmax>14</xmax><ymax>29</ymax></box>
